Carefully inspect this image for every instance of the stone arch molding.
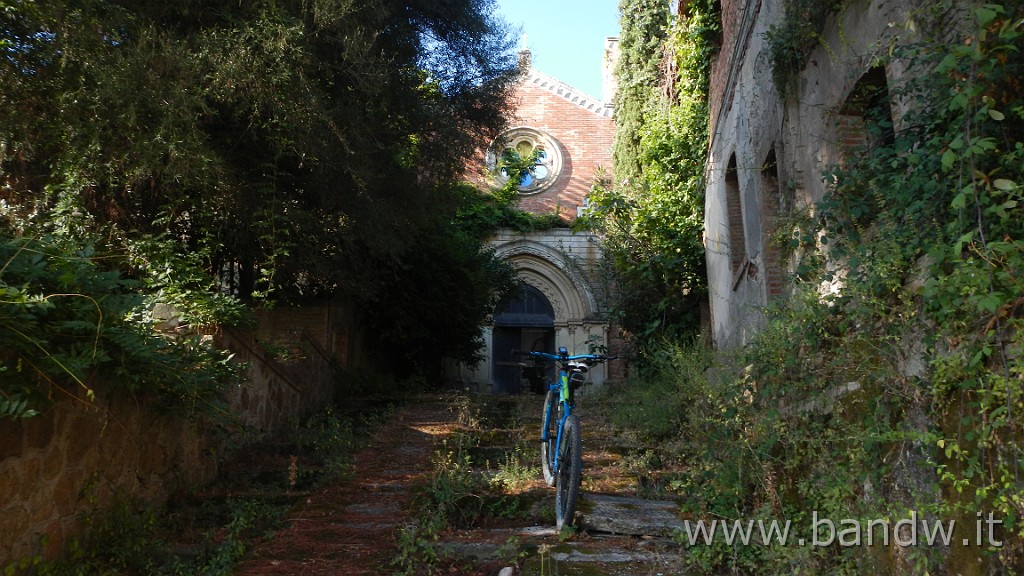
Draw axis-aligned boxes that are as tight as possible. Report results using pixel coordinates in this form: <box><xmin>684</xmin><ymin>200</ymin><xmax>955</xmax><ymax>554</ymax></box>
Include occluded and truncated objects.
<box><xmin>494</xmin><ymin>239</ymin><xmax>597</xmax><ymax>325</ymax></box>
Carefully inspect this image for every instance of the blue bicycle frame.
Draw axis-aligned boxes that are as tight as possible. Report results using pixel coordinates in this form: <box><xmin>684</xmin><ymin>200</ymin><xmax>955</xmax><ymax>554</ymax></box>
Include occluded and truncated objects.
<box><xmin>514</xmin><ymin>346</ymin><xmax>616</xmax><ymax>528</ymax></box>
<box><xmin>522</xmin><ymin>347</ymin><xmax>611</xmax><ymax>474</ymax></box>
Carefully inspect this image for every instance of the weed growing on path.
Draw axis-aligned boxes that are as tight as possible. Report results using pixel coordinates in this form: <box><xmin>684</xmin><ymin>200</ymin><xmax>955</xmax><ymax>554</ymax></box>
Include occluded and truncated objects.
<box><xmin>393</xmin><ymin>393</ymin><xmax>542</xmax><ymax>575</ymax></box>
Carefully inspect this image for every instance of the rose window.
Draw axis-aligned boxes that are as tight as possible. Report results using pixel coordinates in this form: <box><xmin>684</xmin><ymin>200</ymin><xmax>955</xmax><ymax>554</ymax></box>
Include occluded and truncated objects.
<box><xmin>486</xmin><ymin>127</ymin><xmax>563</xmax><ymax>194</ymax></box>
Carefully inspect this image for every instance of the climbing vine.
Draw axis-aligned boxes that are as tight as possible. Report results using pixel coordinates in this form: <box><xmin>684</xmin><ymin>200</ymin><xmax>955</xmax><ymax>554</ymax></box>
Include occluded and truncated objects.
<box><xmin>610</xmin><ymin>2</ymin><xmax>1024</xmax><ymax>574</ymax></box>
<box><xmin>764</xmin><ymin>0</ymin><xmax>848</xmax><ymax>97</ymax></box>
<box><xmin>585</xmin><ymin>0</ymin><xmax>718</xmax><ymax>353</ymax></box>
<box><xmin>456</xmin><ymin>149</ymin><xmax>569</xmax><ymax>240</ymax></box>
<box><xmin>612</xmin><ymin>0</ymin><xmax>671</xmax><ymax>183</ymax></box>
<box><xmin>810</xmin><ymin>3</ymin><xmax>1024</xmax><ymax>552</ymax></box>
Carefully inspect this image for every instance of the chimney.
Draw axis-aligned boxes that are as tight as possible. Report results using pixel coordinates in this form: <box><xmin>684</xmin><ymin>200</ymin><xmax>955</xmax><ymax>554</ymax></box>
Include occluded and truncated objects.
<box><xmin>518</xmin><ymin>34</ymin><xmax>532</xmax><ymax>69</ymax></box>
<box><xmin>602</xmin><ymin>37</ymin><xmax>620</xmax><ymax>106</ymax></box>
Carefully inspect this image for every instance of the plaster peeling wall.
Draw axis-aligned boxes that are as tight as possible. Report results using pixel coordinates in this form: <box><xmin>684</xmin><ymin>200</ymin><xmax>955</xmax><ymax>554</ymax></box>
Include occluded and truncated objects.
<box><xmin>705</xmin><ymin>0</ymin><xmax>918</xmax><ymax>348</ymax></box>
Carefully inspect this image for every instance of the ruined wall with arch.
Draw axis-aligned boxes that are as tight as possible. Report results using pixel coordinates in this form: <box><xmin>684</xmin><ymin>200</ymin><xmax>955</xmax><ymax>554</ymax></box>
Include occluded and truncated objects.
<box><xmin>704</xmin><ymin>0</ymin><xmax>916</xmax><ymax>348</ymax></box>
<box><xmin>449</xmin><ymin>229</ymin><xmax>619</xmax><ymax>392</ymax></box>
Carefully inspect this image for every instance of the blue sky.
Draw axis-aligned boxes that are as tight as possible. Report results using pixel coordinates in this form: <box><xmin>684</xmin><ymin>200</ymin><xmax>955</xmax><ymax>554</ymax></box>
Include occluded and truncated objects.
<box><xmin>493</xmin><ymin>0</ymin><xmax>621</xmax><ymax>100</ymax></box>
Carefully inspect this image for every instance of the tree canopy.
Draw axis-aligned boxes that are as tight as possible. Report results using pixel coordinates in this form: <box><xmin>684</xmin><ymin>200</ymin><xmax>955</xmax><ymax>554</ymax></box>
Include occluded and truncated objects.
<box><xmin>2</xmin><ymin>0</ymin><xmax>520</xmax><ymax>295</ymax></box>
<box><xmin>1</xmin><ymin>0</ymin><xmax>523</xmax><ymax>408</ymax></box>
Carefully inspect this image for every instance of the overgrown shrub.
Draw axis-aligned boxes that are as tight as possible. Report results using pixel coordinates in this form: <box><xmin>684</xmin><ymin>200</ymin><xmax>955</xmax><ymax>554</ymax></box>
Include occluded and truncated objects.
<box><xmin>648</xmin><ymin>4</ymin><xmax>1024</xmax><ymax>573</ymax></box>
<box><xmin>0</xmin><ymin>224</ymin><xmax>240</xmax><ymax>420</ymax></box>
<box><xmin>585</xmin><ymin>0</ymin><xmax>717</xmax><ymax>352</ymax></box>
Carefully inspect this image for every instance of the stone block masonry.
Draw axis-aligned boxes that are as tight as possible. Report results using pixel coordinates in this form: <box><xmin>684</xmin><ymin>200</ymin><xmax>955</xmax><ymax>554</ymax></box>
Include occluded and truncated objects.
<box><xmin>0</xmin><ymin>302</ymin><xmax>360</xmax><ymax>564</ymax></box>
<box><xmin>0</xmin><ymin>391</ymin><xmax>214</xmax><ymax>562</ymax></box>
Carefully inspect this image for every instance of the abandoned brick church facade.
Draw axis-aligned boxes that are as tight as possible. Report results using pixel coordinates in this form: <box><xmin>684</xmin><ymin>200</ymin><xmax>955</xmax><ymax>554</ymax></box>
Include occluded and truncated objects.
<box><xmin>453</xmin><ymin>43</ymin><xmax>621</xmax><ymax>393</ymax></box>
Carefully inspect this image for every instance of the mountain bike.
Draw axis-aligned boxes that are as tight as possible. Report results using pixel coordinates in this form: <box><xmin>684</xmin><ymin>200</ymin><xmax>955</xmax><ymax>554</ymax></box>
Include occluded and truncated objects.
<box><xmin>514</xmin><ymin>347</ymin><xmax>617</xmax><ymax>530</ymax></box>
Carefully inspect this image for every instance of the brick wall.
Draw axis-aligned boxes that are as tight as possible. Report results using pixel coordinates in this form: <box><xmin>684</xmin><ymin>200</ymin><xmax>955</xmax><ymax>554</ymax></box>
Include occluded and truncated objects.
<box><xmin>468</xmin><ymin>68</ymin><xmax>615</xmax><ymax>220</ymax></box>
<box><xmin>708</xmin><ymin>0</ymin><xmax>746</xmax><ymax>132</ymax></box>
<box><xmin>725</xmin><ymin>158</ymin><xmax>745</xmax><ymax>275</ymax></box>
<box><xmin>759</xmin><ymin>152</ymin><xmax>786</xmax><ymax>301</ymax></box>
<box><xmin>0</xmin><ymin>390</ymin><xmax>215</xmax><ymax>563</ymax></box>
<box><xmin>511</xmin><ymin>77</ymin><xmax>614</xmax><ymax>218</ymax></box>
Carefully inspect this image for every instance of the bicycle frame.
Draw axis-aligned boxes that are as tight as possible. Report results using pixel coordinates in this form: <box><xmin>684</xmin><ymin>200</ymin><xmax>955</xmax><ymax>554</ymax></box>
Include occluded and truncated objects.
<box><xmin>514</xmin><ymin>346</ymin><xmax>616</xmax><ymax>529</ymax></box>
<box><xmin>524</xmin><ymin>347</ymin><xmax>609</xmax><ymax>474</ymax></box>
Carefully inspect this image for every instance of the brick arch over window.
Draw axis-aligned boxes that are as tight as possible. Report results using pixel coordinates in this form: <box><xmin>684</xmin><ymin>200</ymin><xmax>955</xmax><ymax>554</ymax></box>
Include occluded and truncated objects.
<box><xmin>493</xmin><ymin>240</ymin><xmax>597</xmax><ymax>325</ymax></box>
<box><xmin>725</xmin><ymin>153</ymin><xmax>746</xmax><ymax>277</ymax></box>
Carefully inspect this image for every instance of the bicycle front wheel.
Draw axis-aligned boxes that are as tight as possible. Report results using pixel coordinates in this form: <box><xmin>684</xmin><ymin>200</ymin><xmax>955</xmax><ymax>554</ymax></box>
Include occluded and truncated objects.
<box><xmin>540</xmin><ymin>389</ymin><xmax>557</xmax><ymax>487</ymax></box>
<box><xmin>555</xmin><ymin>414</ymin><xmax>583</xmax><ymax>530</ymax></box>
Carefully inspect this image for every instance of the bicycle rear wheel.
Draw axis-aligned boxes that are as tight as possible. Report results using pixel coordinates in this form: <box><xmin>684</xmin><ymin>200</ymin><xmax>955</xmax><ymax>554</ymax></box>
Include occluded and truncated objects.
<box><xmin>555</xmin><ymin>414</ymin><xmax>583</xmax><ymax>530</ymax></box>
<box><xmin>540</xmin><ymin>389</ymin><xmax>557</xmax><ymax>487</ymax></box>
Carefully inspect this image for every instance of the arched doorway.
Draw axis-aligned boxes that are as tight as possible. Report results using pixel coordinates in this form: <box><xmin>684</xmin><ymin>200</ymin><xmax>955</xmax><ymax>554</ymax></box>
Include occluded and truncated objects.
<box><xmin>491</xmin><ymin>284</ymin><xmax>555</xmax><ymax>394</ymax></box>
<box><xmin>439</xmin><ymin>231</ymin><xmax>612</xmax><ymax>392</ymax></box>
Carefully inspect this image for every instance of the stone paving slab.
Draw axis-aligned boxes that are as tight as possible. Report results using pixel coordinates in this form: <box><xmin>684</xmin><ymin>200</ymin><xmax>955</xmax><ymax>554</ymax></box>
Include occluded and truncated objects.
<box><xmin>580</xmin><ymin>493</ymin><xmax>685</xmax><ymax>538</ymax></box>
<box><xmin>440</xmin><ymin>526</ymin><xmax>685</xmax><ymax>576</ymax></box>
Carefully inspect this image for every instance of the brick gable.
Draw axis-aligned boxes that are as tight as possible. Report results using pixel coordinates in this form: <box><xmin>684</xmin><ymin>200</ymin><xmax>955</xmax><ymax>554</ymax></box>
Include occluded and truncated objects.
<box><xmin>469</xmin><ymin>68</ymin><xmax>615</xmax><ymax>220</ymax></box>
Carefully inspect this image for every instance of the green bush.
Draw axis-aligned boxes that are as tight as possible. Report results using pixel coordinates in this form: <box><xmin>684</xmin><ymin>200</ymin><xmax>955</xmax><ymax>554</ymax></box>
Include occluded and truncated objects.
<box><xmin>612</xmin><ymin>337</ymin><xmax>712</xmax><ymax>441</ymax></box>
<box><xmin>587</xmin><ymin>0</ymin><xmax>717</xmax><ymax>351</ymax></box>
<box><xmin>0</xmin><ymin>228</ymin><xmax>239</xmax><ymax>420</ymax></box>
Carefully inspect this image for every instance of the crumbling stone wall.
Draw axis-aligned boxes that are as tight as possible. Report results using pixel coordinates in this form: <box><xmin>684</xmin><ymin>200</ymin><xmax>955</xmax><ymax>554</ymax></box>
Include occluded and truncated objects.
<box><xmin>702</xmin><ymin>0</ymin><xmax>990</xmax><ymax>572</ymax></box>
<box><xmin>704</xmin><ymin>0</ymin><xmax>918</xmax><ymax>347</ymax></box>
<box><xmin>0</xmin><ymin>392</ymin><xmax>214</xmax><ymax>562</ymax></box>
<box><xmin>0</xmin><ymin>302</ymin><xmax>357</xmax><ymax>564</ymax></box>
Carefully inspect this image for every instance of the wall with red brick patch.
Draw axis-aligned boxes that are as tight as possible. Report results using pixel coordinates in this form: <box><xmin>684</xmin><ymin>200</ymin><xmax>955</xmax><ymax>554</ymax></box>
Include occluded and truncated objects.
<box><xmin>704</xmin><ymin>0</ymin><xmax>917</xmax><ymax>348</ymax></box>
<box><xmin>459</xmin><ymin>64</ymin><xmax>623</xmax><ymax>387</ymax></box>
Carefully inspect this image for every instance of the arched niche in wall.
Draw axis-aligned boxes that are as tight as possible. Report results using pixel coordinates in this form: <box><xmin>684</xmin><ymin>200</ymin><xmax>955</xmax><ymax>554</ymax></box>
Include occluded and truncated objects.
<box><xmin>493</xmin><ymin>284</ymin><xmax>555</xmax><ymax>328</ymax></box>
<box><xmin>725</xmin><ymin>153</ymin><xmax>747</xmax><ymax>281</ymax></box>
<box><xmin>759</xmin><ymin>146</ymin><xmax>787</xmax><ymax>301</ymax></box>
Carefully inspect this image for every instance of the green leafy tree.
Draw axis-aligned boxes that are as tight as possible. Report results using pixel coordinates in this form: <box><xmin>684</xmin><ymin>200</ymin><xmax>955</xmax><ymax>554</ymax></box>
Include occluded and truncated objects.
<box><xmin>1</xmin><ymin>0</ymin><xmax>523</xmax><ymax>391</ymax></box>
<box><xmin>612</xmin><ymin>0</ymin><xmax>670</xmax><ymax>182</ymax></box>
<box><xmin>585</xmin><ymin>0</ymin><xmax>717</xmax><ymax>354</ymax></box>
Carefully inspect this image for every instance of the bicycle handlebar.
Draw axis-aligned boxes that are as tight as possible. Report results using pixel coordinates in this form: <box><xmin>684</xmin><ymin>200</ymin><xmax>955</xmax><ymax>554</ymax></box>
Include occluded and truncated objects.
<box><xmin>512</xmin><ymin>350</ymin><xmax>618</xmax><ymax>363</ymax></box>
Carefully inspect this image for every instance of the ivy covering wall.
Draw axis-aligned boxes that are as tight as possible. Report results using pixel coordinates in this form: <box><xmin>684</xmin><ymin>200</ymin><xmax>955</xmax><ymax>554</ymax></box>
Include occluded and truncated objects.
<box><xmin>584</xmin><ymin>0</ymin><xmax>718</xmax><ymax>353</ymax></box>
<box><xmin>634</xmin><ymin>2</ymin><xmax>1024</xmax><ymax>573</ymax></box>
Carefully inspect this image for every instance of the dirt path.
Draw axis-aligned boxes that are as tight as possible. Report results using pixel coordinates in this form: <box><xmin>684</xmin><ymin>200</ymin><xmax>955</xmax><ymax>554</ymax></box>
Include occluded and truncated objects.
<box><xmin>234</xmin><ymin>397</ymin><xmax>456</xmax><ymax>576</ymax></box>
<box><xmin>233</xmin><ymin>391</ymin><xmax>688</xmax><ymax>575</ymax></box>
